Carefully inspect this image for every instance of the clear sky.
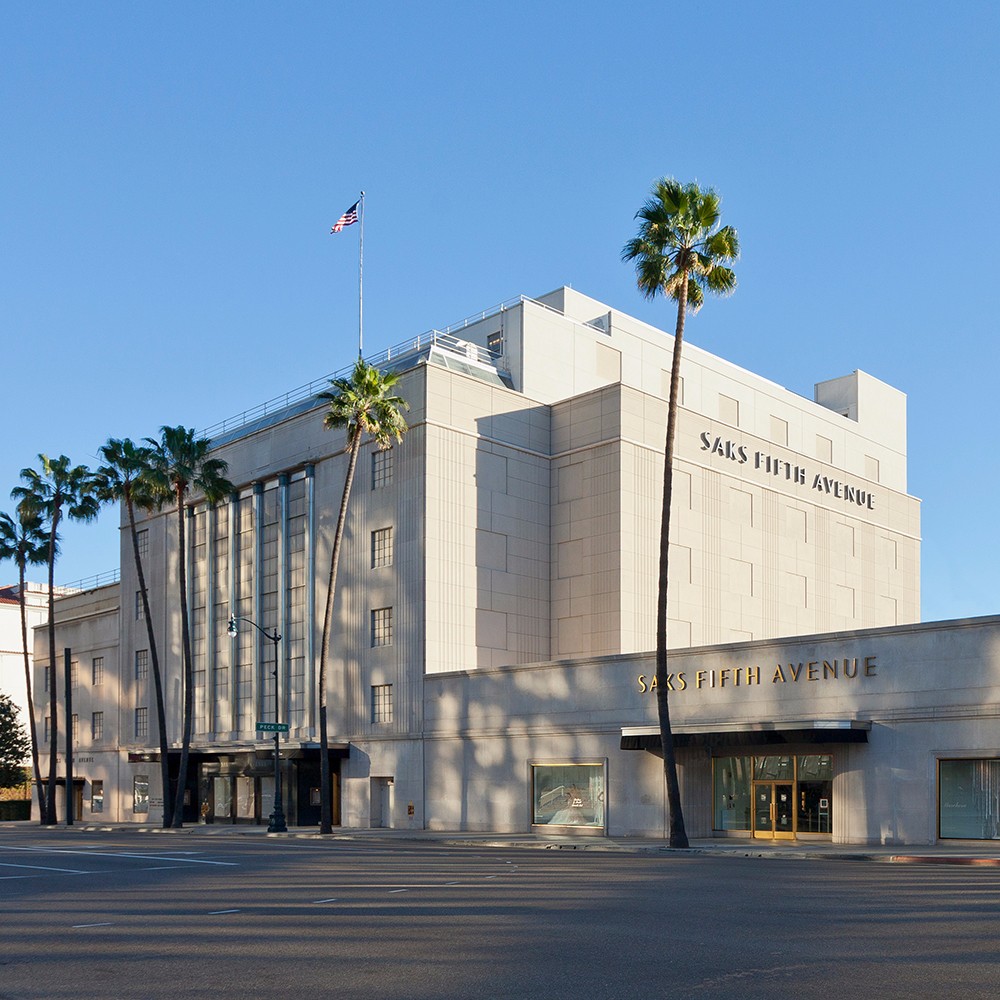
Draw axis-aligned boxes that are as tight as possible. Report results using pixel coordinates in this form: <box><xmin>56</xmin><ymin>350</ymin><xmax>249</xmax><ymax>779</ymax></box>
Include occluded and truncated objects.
<box><xmin>1</xmin><ymin>2</ymin><xmax>997</xmax><ymax>623</ymax></box>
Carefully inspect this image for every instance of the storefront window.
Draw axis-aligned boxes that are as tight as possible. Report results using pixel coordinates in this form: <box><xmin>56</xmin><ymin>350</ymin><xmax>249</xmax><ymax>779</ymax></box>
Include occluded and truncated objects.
<box><xmin>940</xmin><ymin>759</ymin><xmax>1000</xmax><ymax>840</ymax></box>
<box><xmin>713</xmin><ymin>756</ymin><xmax>752</xmax><ymax>831</ymax></box>
<box><xmin>91</xmin><ymin>780</ymin><xmax>104</xmax><ymax>814</ymax></box>
<box><xmin>796</xmin><ymin>755</ymin><xmax>832</xmax><ymax>834</ymax></box>
<box><xmin>531</xmin><ymin>763</ymin><xmax>605</xmax><ymax>828</ymax></box>
<box><xmin>133</xmin><ymin>775</ymin><xmax>149</xmax><ymax>814</ymax></box>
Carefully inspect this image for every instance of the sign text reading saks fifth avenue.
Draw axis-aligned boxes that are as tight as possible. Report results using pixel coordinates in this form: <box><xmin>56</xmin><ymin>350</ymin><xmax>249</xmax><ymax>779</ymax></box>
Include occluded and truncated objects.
<box><xmin>637</xmin><ymin>655</ymin><xmax>877</xmax><ymax>693</ymax></box>
<box><xmin>700</xmin><ymin>432</ymin><xmax>876</xmax><ymax>511</ymax></box>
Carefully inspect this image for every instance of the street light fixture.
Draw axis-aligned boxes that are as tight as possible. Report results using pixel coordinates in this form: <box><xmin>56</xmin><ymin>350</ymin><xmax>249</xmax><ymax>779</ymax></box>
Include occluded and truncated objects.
<box><xmin>227</xmin><ymin>614</ymin><xmax>287</xmax><ymax>833</ymax></box>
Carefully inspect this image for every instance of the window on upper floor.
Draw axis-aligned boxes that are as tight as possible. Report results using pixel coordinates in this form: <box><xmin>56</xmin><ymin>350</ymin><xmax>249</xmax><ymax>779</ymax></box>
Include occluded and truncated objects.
<box><xmin>134</xmin><ymin>707</ymin><xmax>148</xmax><ymax>740</ymax></box>
<box><xmin>371</xmin><ymin>607</ymin><xmax>393</xmax><ymax>647</ymax></box>
<box><xmin>372</xmin><ymin>527</ymin><xmax>393</xmax><ymax>568</ymax></box>
<box><xmin>136</xmin><ymin>528</ymin><xmax>149</xmax><ymax>559</ymax></box>
<box><xmin>372</xmin><ymin>449</ymin><xmax>393</xmax><ymax>490</ymax></box>
<box><xmin>92</xmin><ymin>656</ymin><xmax>104</xmax><ymax>686</ymax></box>
<box><xmin>135</xmin><ymin>649</ymin><xmax>149</xmax><ymax>681</ymax></box>
<box><xmin>371</xmin><ymin>684</ymin><xmax>393</xmax><ymax>724</ymax></box>
<box><xmin>91</xmin><ymin>711</ymin><xmax>104</xmax><ymax>742</ymax></box>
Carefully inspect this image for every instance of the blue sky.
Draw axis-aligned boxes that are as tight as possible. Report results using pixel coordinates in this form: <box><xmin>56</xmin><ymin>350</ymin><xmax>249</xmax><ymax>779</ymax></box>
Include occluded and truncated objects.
<box><xmin>1</xmin><ymin>2</ymin><xmax>997</xmax><ymax>622</ymax></box>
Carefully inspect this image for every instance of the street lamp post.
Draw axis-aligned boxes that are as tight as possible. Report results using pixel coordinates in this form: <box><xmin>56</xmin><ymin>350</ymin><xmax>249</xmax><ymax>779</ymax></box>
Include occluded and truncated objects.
<box><xmin>227</xmin><ymin>614</ymin><xmax>288</xmax><ymax>833</ymax></box>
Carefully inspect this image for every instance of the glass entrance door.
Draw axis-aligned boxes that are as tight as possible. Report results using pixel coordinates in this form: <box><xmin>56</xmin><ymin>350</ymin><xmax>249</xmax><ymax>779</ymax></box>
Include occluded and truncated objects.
<box><xmin>753</xmin><ymin>782</ymin><xmax>795</xmax><ymax>839</ymax></box>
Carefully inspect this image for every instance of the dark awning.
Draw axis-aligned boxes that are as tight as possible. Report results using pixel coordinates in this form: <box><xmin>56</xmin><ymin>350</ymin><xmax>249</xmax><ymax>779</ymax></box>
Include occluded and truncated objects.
<box><xmin>621</xmin><ymin>720</ymin><xmax>870</xmax><ymax>753</ymax></box>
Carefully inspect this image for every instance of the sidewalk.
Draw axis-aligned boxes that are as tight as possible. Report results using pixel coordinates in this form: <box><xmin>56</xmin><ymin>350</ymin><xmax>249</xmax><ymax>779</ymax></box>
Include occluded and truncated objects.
<box><xmin>9</xmin><ymin>820</ymin><xmax>1000</xmax><ymax>865</ymax></box>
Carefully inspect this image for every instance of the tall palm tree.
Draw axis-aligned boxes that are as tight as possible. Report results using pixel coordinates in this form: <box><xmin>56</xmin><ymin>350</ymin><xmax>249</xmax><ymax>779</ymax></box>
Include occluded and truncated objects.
<box><xmin>317</xmin><ymin>359</ymin><xmax>408</xmax><ymax>834</ymax></box>
<box><xmin>145</xmin><ymin>426</ymin><xmax>233</xmax><ymax>828</ymax></box>
<box><xmin>11</xmin><ymin>455</ymin><xmax>100</xmax><ymax>824</ymax></box>
<box><xmin>623</xmin><ymin>178</ymin><xmax>739</xmax><ymax>848</ymax></box>
<box><xmin>95</xmin><ymin>437</ymin><xmax>173</xmax><ymax>828</ymax></box>
<box><xmin>0</xmin><ymin>507</ymin><xmax>51</xmax><ymax>819</ymax></box>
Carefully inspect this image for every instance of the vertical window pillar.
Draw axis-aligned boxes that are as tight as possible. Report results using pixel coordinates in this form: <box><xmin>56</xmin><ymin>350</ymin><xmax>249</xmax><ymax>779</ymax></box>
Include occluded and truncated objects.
<box><xmin>253</xmin><ymin>482</ymin><xmax>264</xmax><ymax>727</ymax></box>
<box><xmin>305</xmin><ymin>464</ymin><xmax>316</xmax><ymax>737</ymax></box>
<box><xmin>206</xmin><ymin>503</ymin><xmax>216</xmax><ymax>737</ymax></box>
<box><xmin>278</xmin><ymin>473</ymin><xmax>289</xmax><ymax>729</ymax></box>
<box><xmin>228</xmin><ymin>492</ymin><xmax>239</xmax><ymax>735</ymax></box>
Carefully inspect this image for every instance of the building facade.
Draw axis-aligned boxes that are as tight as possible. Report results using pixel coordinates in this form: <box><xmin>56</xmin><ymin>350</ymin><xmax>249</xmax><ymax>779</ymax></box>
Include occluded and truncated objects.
<box><xmin>33</xmin><ymin>287</ymin><xmax>958</xmax><ymax>844</ymax></box>
<box><xmin>1</xmin><ymin>583</ymin><xmax>49</xmax><ymax>746</ymax></box>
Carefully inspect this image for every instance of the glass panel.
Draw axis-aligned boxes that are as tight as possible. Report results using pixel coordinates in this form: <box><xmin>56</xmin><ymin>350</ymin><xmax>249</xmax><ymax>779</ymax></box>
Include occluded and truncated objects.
<box><xmin>133</xmin><ymin>775</ymin><xmax>149</xmax><ymax>814</ymax></box>
<box><xmin>797</xmin><ymin>780</ymin><xmax>832</xmax><ymax>833</ymax></box>
<box><xmin>940</xmin><ymin>759</ymin><xmax>1000</xmax><ymax>840</ymax></box>
<box><xmin>754</xmin><ymin>784</ymin><xmax>773</xmax><ymax>832</ymax></box>
<box><xmin>775</xmin><ymin>784</ymin><xmax>794</xmax><ymax>831</ymax></box>
<box><xmin>236</xmin><ymin>776</ymin><xmax>255</xmax><ymax>818</ymax></box>
<box><xmin>91</xmin><ymin>780</ymin><xmax>104</xmax><ymax>814</ymax></box>
<box><xmin>754</xmin><ymin>755</ymin><xmax>794</xmax><ymax>780</ymax></box>
<box><xmin>713</xmin><ymin>756</ymin><xmax>752</xmax><ymax>831</ymax></box>
<box><xmin>213</xmin><ymin>777</ymin><xmax>232</xmax><ymax>819</ymax></box>
<box><xmin>532</xmin><ymin>764</ymin><xmax>605</xmax><ymax>828</ymax></box>
<box><xmin>797</xmin><ymin>754</ymin><xmax>833</xmax><ymax>780</ymax></box>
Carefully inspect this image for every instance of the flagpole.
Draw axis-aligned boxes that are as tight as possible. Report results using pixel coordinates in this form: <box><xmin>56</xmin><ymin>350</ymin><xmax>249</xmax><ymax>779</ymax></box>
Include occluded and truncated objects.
<box><xmin>358</xmin><ymin>190</ymin><xmax>365</xmax><ymax>357</ymax></box>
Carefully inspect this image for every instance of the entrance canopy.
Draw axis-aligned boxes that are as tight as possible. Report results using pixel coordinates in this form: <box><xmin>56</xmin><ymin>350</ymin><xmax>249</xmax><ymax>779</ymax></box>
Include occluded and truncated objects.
<box><xmin>621</xmin><ymin>719</ymin><xmax>870</xmax><ymax>752</ymax></box>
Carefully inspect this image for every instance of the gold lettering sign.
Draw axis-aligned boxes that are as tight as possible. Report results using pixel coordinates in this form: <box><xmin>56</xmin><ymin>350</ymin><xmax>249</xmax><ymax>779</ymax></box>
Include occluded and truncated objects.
<box><xmin>637</xmin><ymin>655</ymin><xmax>878</xmax><ymax>694</ymax></box>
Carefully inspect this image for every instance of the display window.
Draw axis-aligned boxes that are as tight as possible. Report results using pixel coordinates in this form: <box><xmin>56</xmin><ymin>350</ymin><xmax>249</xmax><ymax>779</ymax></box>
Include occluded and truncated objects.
<box><xmin>939</xmin><ymin>759</ymin><xmax>1000</xmax><ymax>840</ymax></box>
<box><xmin>531</xmin><ymin>762</ymin><xmax>605</xmax><ymax>829</ymax></box>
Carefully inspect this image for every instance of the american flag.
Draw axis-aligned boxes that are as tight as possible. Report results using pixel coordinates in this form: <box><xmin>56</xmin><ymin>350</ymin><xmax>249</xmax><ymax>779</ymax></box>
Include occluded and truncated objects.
<box><xmin>331</xmin><ymin>200</ymin><xmax>360</xmax><ymax>233</ymax></box>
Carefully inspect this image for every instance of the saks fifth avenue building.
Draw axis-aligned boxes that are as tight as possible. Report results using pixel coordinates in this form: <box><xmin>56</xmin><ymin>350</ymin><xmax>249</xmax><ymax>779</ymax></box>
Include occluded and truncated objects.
<box><xmin>34</xmin><ymin>287</ymin><xmax>1000</xmax><ymax>844</ymax></box>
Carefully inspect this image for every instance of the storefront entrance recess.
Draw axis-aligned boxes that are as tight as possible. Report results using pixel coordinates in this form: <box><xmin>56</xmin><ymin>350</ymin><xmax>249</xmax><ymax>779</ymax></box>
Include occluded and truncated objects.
<box><xmin>714</xmin><ymin>754</ymin><xmax>833</xmax><ymax>840</ymax></box>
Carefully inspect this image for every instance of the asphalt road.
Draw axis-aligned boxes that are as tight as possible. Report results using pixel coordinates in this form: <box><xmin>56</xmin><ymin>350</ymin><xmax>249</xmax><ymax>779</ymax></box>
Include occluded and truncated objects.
<box><xmin>3</xmin><ymin>828</ymin><xmax>1000</xmax><ymax>1000</ymax></box>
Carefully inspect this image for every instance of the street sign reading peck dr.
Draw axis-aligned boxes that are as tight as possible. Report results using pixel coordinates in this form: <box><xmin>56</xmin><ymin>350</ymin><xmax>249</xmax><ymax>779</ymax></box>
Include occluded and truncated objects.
<box><xmin>255</xmin><ymin>722</ymin><xmax>289</xmax><ymax>732</ymax></box>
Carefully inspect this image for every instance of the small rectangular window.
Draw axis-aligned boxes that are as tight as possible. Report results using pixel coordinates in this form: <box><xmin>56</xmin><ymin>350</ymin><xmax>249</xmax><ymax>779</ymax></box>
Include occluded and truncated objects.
<box><xmin>487</xmin><ymin>330</ymin><xmax>503</xmax><ymax>355</ymax></box>
<box><xmin>44</xmin><ymin>716</ymin><xmax>51</xmax><ymax>742</ymax></box>
<box><xmin>372</xmin><ymin>449</ymin><xmax>393</xmax><ymax>490</ymax></box>
<box><xmin>92</xmin><ymin>656</ymin><xmax>104</xmax><ymax>686</ymax></box>
<box><xmin>71</xmin><ymin>661</ymin><xmax>79</xmax><ymax>689</ymax></box>
<box><xmin>91</xmin><ymin>780</ymin><xmax>104</xmax><ymax>814</ymax></box>
<box><xmin>92</xmin><ymin>711</ymin><xmax>104</xmax><ymax>742</ymax></box>
<box><xmin>135</xmin><ymin>590</ymin><xmax>144</xmax><ymax>621</ymax></box>
<box><xmin>719</xmin><ymin>394</ymin><xmax>740</xmax><ymax>427</ymax></box>
<box><xmin>135</xmin><ymin>649</ymin><xmax>149</xmax><ymax>680</ymax></box>
<box><xmin>133</xmin><ymin>775</ymin><xmax>149</xmax><ymax>814</ymax></box>
<box><xmin>71</xmin><ymin>714</ymin><xmax>79</xmax><ymax>742</ymax></box>
<box><xmin>371</xmin><ymin>607</ymin><xmax>393</xmax><ymax>647</ymax></box>
<box><xmin>136</xmin><ymin>529</ymin><xmax>149</xmax><ymax>559</ymax></box>
<box><xmin>134</xmin><ymin>707</ymin><xmax>148</xmax><ymax>739</ymax></box>
<box><xmin>371</xmin><ymin>684</ymin><xmax>393</xmax><ymax>724</ymax></box>
<box><xmin>371</xmin><ymin>527</ymin><xmax>394</xmax><ymax>568</ymax></box>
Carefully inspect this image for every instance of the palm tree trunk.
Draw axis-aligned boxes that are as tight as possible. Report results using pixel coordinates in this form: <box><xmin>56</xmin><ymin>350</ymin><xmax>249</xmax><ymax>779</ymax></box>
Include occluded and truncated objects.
<box><xmin>44</xmin><ymin>509</ymin><xmax>60</xmax><ymax>825</ymax></box>
<box><xmin>657</xmin><ymin>278</ymin><xmax>689</xmax><ymax>849</ymax></box>
<box><xmin>170</xmin><ymin>489</ymin><xmax>193</xmax><ymax>828</ymax></box>
<box><xmin>318</xmin><ymin>427</ymin><xmax>362</xmax><ymax>834</ymax></box>
<box><xmin>127</xmin><ymin>494</ymin><xmax>171</xmax><ymax>829</ymax></box>
<box><xmin>18</xmin><ymin>563</ymin><xmax>45</xmax><ymax>818</ymax></box>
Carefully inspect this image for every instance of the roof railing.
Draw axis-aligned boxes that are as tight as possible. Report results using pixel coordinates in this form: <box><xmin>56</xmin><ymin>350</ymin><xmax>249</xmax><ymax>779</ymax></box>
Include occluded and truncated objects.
<box><xmin>200</xmin><ymin>294</ymin><xmax>605</xmax><ymax>442</ymax></box>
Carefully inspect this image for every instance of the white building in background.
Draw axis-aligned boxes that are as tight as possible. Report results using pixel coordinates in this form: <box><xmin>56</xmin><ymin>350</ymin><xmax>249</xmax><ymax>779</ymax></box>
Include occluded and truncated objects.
<box><xmin>42</xmin><ymin>287</ymin><xmax>991</xmax><ymax>848</ymax></box>
<box><xmin>0</xmin><ymin>583</ymin><xmax>49</xmax><ymax>742</ymax></box>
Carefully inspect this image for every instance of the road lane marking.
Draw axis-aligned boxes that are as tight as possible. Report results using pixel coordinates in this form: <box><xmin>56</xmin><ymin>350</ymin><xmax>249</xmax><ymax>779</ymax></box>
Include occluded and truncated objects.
<box><xmin>0</xmin><ymin>862</ymin><xmax>91</xmax><ymax>874</ymax></box>
<box><xmin>445</xmin><ymin>881</ymin><xmax>461</xmax><ymax>885</ymax></box>
<box><xmin>313</xmin><ymin>898</ymin><xmax>339</xmax><ymax>903</ymax></box>
<box><xmin>388</xmin><ymin>889</ymin><xmax>408</xmax><ymax>894</ymax></box>
<box><xmin>207</xmin><ymin>909</ymin><xmax>240</xmax><ymax>915</ymax></box>
<box><xmin>143</xmin><ymin>865</ymin><xmax>186</xmax><ymax>871</ymax></box>
<box><xmin>72</xmin><ymin>923</ymin><xmax>113</xmax><ymax>928</ymax></box>
<box><xmin>0</xmin><ymin>846</ymin><xmax>237</xmax><ymax>866</ymax></box>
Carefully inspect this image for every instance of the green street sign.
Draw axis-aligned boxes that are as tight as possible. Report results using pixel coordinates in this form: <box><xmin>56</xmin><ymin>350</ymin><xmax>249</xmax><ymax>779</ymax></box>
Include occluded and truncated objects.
<box><xmin>255</xmin><ymin>722</ymin><xmax>289</xmax><ymax>733</ymax></box>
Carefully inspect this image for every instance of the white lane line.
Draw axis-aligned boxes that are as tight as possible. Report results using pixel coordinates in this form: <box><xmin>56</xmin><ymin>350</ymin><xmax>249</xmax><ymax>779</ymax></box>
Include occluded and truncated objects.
<box><xmin>143</xmin><ymin>865</ymin><xmax>186</xmax><ymax>871</ymax></box>
<box><xmin>388</xmin><ymin>889</ymin><xmax>408</xmax><ymax>894</ymax></box>
<box><xmin>0</xmin><ymin>846</ymin><xmax>237</xmax><ymax>867</ymax></box>
<box><xmin>207</xmin><ymin>909</ymin><xmax>240</xmax><ymax>915</ymax></box>
<box><xmin>444</xmin><ymin>881</ymin><xmax>461</xmax><ymax>885</ymax></box>
<box><xmin>72</xmin><ymin>922</ymin><xmax>113</xmax><ymax>929</ymax></box>
<box><xmin>0</xmin><ymin>862</ymin><xmax>91</xmax><ymax>874</ymax></box>
<box><xmin>313</xmin><ymin>898</ymin><xmax>339</xmax><ymax>903</ymax></box>
<box><xmin>484</xmin><ymin>875</ymin><xmax>498</xmax><ymax>879</ymax></box>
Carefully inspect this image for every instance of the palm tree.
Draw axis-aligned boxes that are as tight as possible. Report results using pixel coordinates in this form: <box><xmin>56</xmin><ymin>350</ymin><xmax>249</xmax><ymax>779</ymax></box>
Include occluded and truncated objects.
<box><xmin>317</xmin><ymin>360</ymin><xmax>409</xmax><ymax>833</ymax></box>
<box><xmin>622</xmin><ymin>178</ymin><xmax>739</xmax><ymax>848</ymax></box>
<box><xmin>95</xmin><ymin>437</ymin><xmax>173</xmax><ymax>828</ymax></box>
<box><xmin>11</xmin><ymin>455</ymin><xmax>100</xmax><ymax>824</ymax></box>
<box><xmin>0</xmin><ymin>507</ymin><xmax>51</xmax><ymax>819</ymax></box>
<box><xmin>145</xmin><ymin>426</ymin><xmax>233</xmax><ymax>828</ymax></box>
